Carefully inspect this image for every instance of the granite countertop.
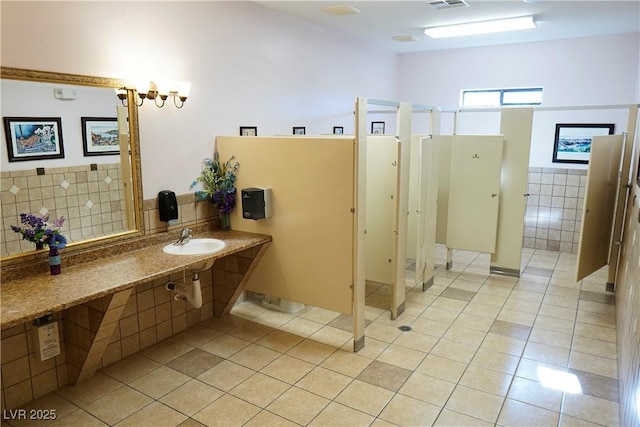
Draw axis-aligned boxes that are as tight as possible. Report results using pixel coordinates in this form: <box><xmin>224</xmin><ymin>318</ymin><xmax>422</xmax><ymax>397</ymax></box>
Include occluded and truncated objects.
<box><xmin>0</xmin><ymin>230</ymin><xmax>271</xmax><ymax>329</ymax></box>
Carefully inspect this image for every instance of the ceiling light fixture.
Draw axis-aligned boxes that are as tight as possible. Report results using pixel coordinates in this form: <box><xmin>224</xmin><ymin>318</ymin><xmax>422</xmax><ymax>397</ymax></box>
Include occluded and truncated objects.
<box><xmin>392</xmin><ymin>35</ymin><xmax>419</xmax><ymax>42</ymax></box>
<box><xmin>424</xmin><ymin>15</ymin><xmax>536</xmax><ymax>38</ymax></box>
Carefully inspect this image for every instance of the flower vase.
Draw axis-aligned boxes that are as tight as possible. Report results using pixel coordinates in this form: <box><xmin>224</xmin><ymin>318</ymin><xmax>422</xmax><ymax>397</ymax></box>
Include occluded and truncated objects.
<box><xmin>219</xmin><ymin>212</ymin><xmax>231</xmax><ymax>231</ymax></box>
<box><xmin>35</xmin><ymin>242</ymin><xmax>45</xmax><ymax>250</ymax></box>
<box><xmin>49</xmin><ymin>247</ymin><xmax>61</xmax><ymax>275</ymax></box>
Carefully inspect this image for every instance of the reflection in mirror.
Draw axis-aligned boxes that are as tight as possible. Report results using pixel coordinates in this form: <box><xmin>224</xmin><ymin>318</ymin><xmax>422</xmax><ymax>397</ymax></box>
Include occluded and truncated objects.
<box><xmin>1</xmin><ymin>68</ymin><xmax>142</xmax><ymax>259</ymax></box>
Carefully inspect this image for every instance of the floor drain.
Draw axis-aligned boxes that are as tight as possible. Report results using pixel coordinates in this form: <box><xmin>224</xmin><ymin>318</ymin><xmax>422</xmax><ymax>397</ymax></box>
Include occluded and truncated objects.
<box><xmin>398</xmin><ymin>325</ymin><xmax>412</xmax><ymax>332</ymax></box>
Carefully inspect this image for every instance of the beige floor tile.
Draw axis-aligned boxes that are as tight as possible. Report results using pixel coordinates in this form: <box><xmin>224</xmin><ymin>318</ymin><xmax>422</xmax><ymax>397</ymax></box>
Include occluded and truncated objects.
<box><xmin>100</xmin><ymin>354</ymin><xmax>163</xmax><ymax>384</ymax></box>
<box><xmin>114</xmin><ymin>401</ymin><xmax>187</xmax><ymax>427</ymax></box>
<box><xmin>445</xmin><ymin>385</ymin><xmax>504</xmax><ymax>423</ymax></box>
<box><xmin>480</xmin><ymin>333</ymin><xmax>526</xmax><ymax>356</ymax></box>
<box><xmin>166</xmin><ymin>348</ymin><xmax>224</xmax><ymax>378</ymax></box>
<box><xmin>50</xmin><ymin>410</ymin><xmax>107</xmax><ymax>427</ymax></box>
<box><xmin>529</xmin><ymin>327</ymin><xmax>573</xmax><ymax>349</ymax></box>
<box><xmin>497</xmin><ymin>398</ymin><xmax>560</xmax><ymax>427</ymax></box>
<box><xmin>229</xmin><ymin>372</ymin><xmax>290</xmax><ymax>407</ymax></box>
<box><xmin>409</xmin><ymin>318</ymin><xmax>449</xmax><ymax>338</ymax></box>
<box><xmin>534</xmin><ymin>314</ymin><xmax>576</xmax><ymax>335</ymax></box>
<box><xmin>159</xmin><ymin>379</ymin><xmax>223</xmax><ymax>416</ymax></box>
<box><xmin>357</xmin><ymin>361</ymin><xmax>412</xmax><ymax>392</ymax></box>
<box><xmin>255</xmin><ymin>329</ymin><xmax>304</xmax><ymax>353</ymax></box>
<box><xmin>562</xmin><ymin>393</ymin><xmax>620</xmax><ymax>426</ymax></box>
<box><xmin>10</xmin><ymin>393</ymin><xmax>80</xmax><ymax>427</ymax></box>
<box><xmin>459</xmin><ymin>365</ymin><xmax>513</xmax><ymax>396</ymax></box>
<box><xmin>141</xmin><ymin>339</ymin><xmax>194</xmax><ymax>365</ymax></box>
<box><xmin>378</xmin><ymin>394</ymin><xmax>441</xmax><ymax>426</ymax></box>
<box><xmin>523</xmin><ymin>342</ymin><xmax>570</xmax><ymax>366</ymax></box>
<box><xmin>334</xmin><ymin>380</ymin><xmax>395</xmax><ymax>416</ymax></box>
<box><xmin>83</xmin><ymin>386</ymin><xmax>153</xmax><ymax>425</ymax></box>
<box><xmin>571</xmin><ymin>335</ymin><xmax>617</xmax><ymax>359</ymax></box>
<box><xmin>343</xmin><ymin>336</ymin><xmax>388</xmax><ymax>360</ymax></box>
<box><xmin>55</xmin><ymin>372</ymin><xmax>124</xmax><ymax>407</ymax></box>
<box><xmin>507</xmin><ymin>376</ymin><xmax>563</xmax><ymax>411</ymax></box>
<box><xmin>227</xmin><ymin>321</ymin><xmax>275</xmax><ymax>342</ymax></box>
<box><xmin>129</xmin><ymin>366</ymin><xmax>191</xmax><ymax>399</ymax></box>
<box><xmin>260</xmin><ymin>354</ymin><xmax>315</xmax><ymax>384</ymax></box>
<box><xmin>227</xmin><ymin>343</ymin><xmax>280</xmax><ymax>370</ymax></box>
<box><xmin>510</xmin><ymin>289</ymin><xmax>545</xmax><ymax>304</ymax></box>
<box><xmin>576</xmin><ymin>311</ymin><xmax>616</xmax><ymax>329</ymax></box>
<box><xmin>280</xmin><ymin>317</ymin><xmax>324</xmax><ymax>338</ymax></box>
<box><xmin>308</xmin><ymin>326</ymin><xmax>353</xmax><ymax>348</ymax></box>
<box><xmin>266</xmin><ymin>387</ymin><xmax>329</xmax><ymax>425</ymax></box>
<box><xmin>431</xmin><ymin>339</ymin><xmax>478</xmax><ymax>364</ymax></box>
<box><xmin>416</xmin><ymin>354</ymin><xmax>467</xmax><ymax>383</ymax></box>
<box><xmin>286</xmin><ymin>339</ymin><xmax>337</xmax><ymax>365</ymax></box>
<box><xmin>398</xmin><ymin>372</ymin><xmax>456</xmax><ymax>406</ymax></box>
<box><xmin>569</xmin><ymin>351</ymin><xmax>618</xmax><ymax>379</ymax></box>
<box><xmin>470</xmin><ymin>348</ymin><xmax>520</xmax><ymax>375</ymax></box>
<box><xmin>308</xmin><ymin>401</ymin><xmax>375</xmax><ymax>427</ymax></box>
<box><xmin>470</xmin><ymin>293</ymin><xmax>507</xmax><ymax>309</ymax></box>
<box><xmin>198</xmin><ymin>334</ymin><xmax>251</xmax><ymax>358</ymax></box>
<box><xmin>196</xmin><ymin>360</ymin><xmax>254</xmax><ymax>391</ymax></box>
<box><xmin>298</xmin><ymin>306</ymin><xmax>341</xmax><ymax>324</ymax></box>
<box><xmin>252</xmin><ymin>308</ymin><xmax>298</xmax><ymax>328</ymax></box>
<box><xmin>420</xmin><ymin>306</ymin><xmax>460</xmax><ymax>323</ymax></box>
<box><xmin>364</xmin><ymin>322</ymin><xmax>403</xmax><ymax>343</ymax></box>
<box><xmin>173</xmin><ymin>325</ymin><xmax>221</xmax><ymax>347</ymax></box>
<box><xmin>434</xmin><ymin>408</ymin><xmax>493</xmax><ymax>427</ymax></box>
<box><xmin>193</xmin><ymin>394</ymin><xmax>260</xmax><ymax>427</ymax></box>
<box><xmin>295</xmin><ymin>366</ymin><xmax>352</xmax><ymax>399</ymax></box>
<box><xmin>502</xmin><ymin>298</ymin><xmax>542</xmax><ymax>314</ymax></box>
<box><xmin>558</xmin><ymin>413</ymin><xmax>605</xmax><ymax>426</ymax></box>
<box><xmin>375</xmin><ymin>344</ymin><xmax>427</xmax><ymax>370</ymax></box>
<box><xmin>514</xmin><ymin>358</ymin><xmax>567</xmax><ymax>383</ymax></box>
<box><xmin>497</xmin><ymin>308</ymin><xmax>537</xmax><ymax>327</ymax></box>
<box><xmin>392</xmin><ymin>330</ymin><xmax>439</xmax><ymax>353</ymax></box>
<box><xmin>431</xmin><ymin>296</ymin><xmax>468</xmax><ymax>312</ymax></box>
<box><xmin>442</xmin><ymin>325</ymin><xmax>486</xmax><ymax>347</ymax></box>
<box><xmin>321</xmin><ymin>349</ymin><xmax>372</xmax><ymax>378</ymax></box>
<box><xmin>243</xmin><ymin>410</ymin><xmax>299</xmax><ymax>427</ymax></box>
<box><xmin>573</xmin><ymin>322</ymin><xmax>616</xmax><ymax>343</ymax></box>
<box><xmin>538</xmin><ymin>304</ymin><xmax>577</xmax><ymax>321</ymax></box>
<box><xmin>452</xmin><ymin>313</ymin><xmax>495</xmax><ymax>332</ymax></box>
<box><xmin>463</xmin><ymin>302</ymin><xmax>502</xmax><ymax>319</ymax></box>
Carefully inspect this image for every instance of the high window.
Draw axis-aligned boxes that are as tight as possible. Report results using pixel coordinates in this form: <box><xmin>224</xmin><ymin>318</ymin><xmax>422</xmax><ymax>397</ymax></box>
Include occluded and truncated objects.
<box><xmin>461</xmin><ymin>87</ymin><xmax>543</xmax><ymax>107</ymax></box>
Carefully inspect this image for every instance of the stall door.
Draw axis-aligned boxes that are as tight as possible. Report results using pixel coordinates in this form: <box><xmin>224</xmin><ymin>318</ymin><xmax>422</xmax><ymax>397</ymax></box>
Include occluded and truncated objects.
<box><xmin>575</xmin><ymin>134</ymin><xmax>624</xmax><ymax>281</ymax></box>
<box><xmin>446</xmin><ymin>135</ymin><xmax>504</xmax><ymax>253</ymax></box>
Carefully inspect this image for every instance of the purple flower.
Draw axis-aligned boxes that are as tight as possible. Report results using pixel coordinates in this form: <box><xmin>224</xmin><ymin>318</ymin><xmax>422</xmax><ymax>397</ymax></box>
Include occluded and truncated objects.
<box><xmin>11</xmin><ymin>213</ymin><xmax>67</xmax><ymax>249</ymax></box>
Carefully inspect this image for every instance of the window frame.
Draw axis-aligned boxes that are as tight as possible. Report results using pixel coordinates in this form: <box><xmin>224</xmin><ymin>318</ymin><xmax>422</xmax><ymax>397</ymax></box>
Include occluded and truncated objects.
<box><xmin>461</xmin><ymin>87</ymin><xmax>543</xmax><ymax>108</ymax></box>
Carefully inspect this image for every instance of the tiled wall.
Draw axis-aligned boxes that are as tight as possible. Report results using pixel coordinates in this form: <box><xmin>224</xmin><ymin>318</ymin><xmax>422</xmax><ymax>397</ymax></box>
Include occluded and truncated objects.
<box><xmin>523</xmin><ymin>167</ymin><xmax>587</xmax><ymax>253</ymax></box>
<box><xmin>1</xmin><ymin>163</ymin><xmax>126</xmax><ymax>257</ymax></box>
<box><xmin>616</xmin><ymin>186</ymin><xmax>640</xmax><ymax>427</ymax></box>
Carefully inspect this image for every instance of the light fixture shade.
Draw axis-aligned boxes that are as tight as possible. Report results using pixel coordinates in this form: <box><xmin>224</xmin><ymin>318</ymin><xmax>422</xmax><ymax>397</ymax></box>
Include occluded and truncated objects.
<box><xmin>155</xmin><ymin>80</ymin><xmax>172</xmax><ymax>97</ymax></box>
<box><xmin>176</xmin><ymin>82</ymin><xmax>191</xmax><ymax>98</ymax></box>
<box><xmin>135</xmin><ymin>80</ymin><xmax>151</xmax><ymax>96</ymax></box>
<box><xmin>425</xmin><ymin>15</ymin><xmax>536</xmax><ymax>38</ymax></box>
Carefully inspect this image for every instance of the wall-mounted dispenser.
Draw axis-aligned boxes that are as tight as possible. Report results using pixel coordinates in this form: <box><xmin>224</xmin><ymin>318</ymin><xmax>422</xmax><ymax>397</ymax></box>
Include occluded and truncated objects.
<box><xmin>158</xmin><ymin>190</ymin><xmax>178</xmax><ymax>222</ymax></box>
<box><xmin>241</xmin><ymin>187</ymin><xmax>272</xmax><ymax>220</ymax></box>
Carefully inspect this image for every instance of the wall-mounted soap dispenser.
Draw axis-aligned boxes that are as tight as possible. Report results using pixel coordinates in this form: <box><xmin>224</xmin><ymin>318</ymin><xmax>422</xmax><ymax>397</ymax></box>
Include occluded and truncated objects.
<box><xmin>158</xmin><ymin>190</ymin><xmax>178</xmax><ymax>222</ymax></box>
<box><xmin>241</xmin><ymin>187</ymin><xmax>272</xmax><ymax>220</ymax></box>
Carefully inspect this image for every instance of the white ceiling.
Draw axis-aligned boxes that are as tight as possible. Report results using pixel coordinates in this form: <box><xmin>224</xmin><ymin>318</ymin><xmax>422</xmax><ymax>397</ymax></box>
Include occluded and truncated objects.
<box><xmin>254</xmin><ymin>1</ymin><xmax>640</xmax><ymax>53</ymax></box>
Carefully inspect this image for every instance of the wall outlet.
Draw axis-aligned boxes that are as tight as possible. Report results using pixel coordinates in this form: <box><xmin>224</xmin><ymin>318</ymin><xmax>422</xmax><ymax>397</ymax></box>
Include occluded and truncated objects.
<box><xmin>33</xmin><ymin>321</ymin><xmax>61</xmax><ymax>361</ymax></box>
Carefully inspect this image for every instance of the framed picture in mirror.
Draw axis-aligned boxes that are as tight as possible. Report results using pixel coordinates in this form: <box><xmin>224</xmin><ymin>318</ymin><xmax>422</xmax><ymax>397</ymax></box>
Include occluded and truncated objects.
<box><xmin>371</xmin><ymin>121</ymin><xmax>385</xmax><ymax>135</ymax></box>
<box><xmin>240</xmin><ymin>126</ymin><xmax>257</xmax><ymax>136</ymax></box>
<box><xmin>81</xmin><ymin>117</ymin><xmax>119</xmax><ymax>156</ymax></box>
<box><xmin>293</xmin><ymin>126</ymin><xmax>305</xmax><ymax>135</ymax></box>
<box><xmin>3</xmin><ymin>117</ymin><xmax>65</xmax><ymax>162</ymax></box>
<box><xmin>333</xmin><ymin>126</ymin><xmax>344</xmax><ymax>135</ymax></box>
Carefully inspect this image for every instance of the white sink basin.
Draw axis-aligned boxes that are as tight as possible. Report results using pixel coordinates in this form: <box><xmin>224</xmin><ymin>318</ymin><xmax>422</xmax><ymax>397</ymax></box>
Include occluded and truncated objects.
<box><xmin>163</xmin><ymin>238</ymin><xmax>225</xmax><ymax>256</ymax></box>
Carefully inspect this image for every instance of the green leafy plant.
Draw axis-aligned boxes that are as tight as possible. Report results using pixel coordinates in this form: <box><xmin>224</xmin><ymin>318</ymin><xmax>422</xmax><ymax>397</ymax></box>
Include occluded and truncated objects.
<box><xmin>190</xmin><ymin>152</ymin><xmax>239</xmax><ymax>214</ymax></box>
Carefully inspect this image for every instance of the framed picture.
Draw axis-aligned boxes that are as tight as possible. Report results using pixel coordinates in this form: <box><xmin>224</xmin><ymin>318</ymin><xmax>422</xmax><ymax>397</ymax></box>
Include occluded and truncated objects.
<box><xmin>81</xmin><ymin>117</ymin><xmax>119</xmax><ymax>156</ymax></box>
<box><xmin>240</xmin><ymin>126</ymin><xmax>257</xmax><ymax>136</ymax></box>
<box><xmin>3</xmin><ymin>117</ymin><xmax>64</xmax><ymax>162</ymax></box>
<box><xmin>333</xmin><ymin>126</ymin><xmax>344</xmax><ymax>135</ymax></box>
<box><xmin>293</xmin><ymin>126</ymin><xmax>306</xmax><ymax>135</ymax></box>
<box><xmin>552</xmin><ymin>123</ymin><xmax>615</xmax><ymax>164</ymax></box>
<box><xmin>371</xmin><ymin>121</ymin><xmax>385</xmax><ymax>135</ymax></box>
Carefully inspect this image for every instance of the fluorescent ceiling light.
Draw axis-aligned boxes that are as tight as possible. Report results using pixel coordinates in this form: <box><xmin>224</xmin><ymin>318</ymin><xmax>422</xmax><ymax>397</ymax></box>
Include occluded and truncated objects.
<box><xmin>425</xmin><ymin>15</ymin><xmax>536</xmax><ymax>38</ymax></box>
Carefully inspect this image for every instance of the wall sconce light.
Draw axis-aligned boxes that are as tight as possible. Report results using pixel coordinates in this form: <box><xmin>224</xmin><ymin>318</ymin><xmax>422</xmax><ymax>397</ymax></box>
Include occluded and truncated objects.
<box><xmin>115</xmin><ymin>80</ymin><xmax>191</xmax><ymax>109</ymax></box>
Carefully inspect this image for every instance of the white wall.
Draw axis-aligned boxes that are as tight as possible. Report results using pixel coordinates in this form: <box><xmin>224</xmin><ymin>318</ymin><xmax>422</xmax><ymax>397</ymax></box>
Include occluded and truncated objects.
<box><xmin>399</xmin><ymin>33</ymin><xmax>640</xmax><ymax>168</ymax></box>
<box><xmin>1</xmin><ymin>1</ymin><xmax>398</xmax><ymax>198</ymax></box>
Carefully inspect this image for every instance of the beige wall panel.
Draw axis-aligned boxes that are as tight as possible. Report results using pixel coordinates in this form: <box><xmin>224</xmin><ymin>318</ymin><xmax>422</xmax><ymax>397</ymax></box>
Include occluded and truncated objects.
<box><xmin>365</xmin><ymin>136</ymin><xmax>398</xmax><ymax>284</ymax></box>
<box><xmin>490</xmin><ymin>108</ymin><xmax>533</xmax><ymax>275</ymax></box>
<box><xmin>446</xmin><ymin>135</ymin><xmax>504</xmax><ymax>253</ymax></box>
<box><xmin>576</xmin><ymin>134</ymin><xmax>624</xmax><ymax>281</ymax></box>
<box><xmin>217</xmin><ymin>136</ymin><xmax>355</xmax><ymax>315</ymax></box>
<box><xmin>435</xmin><ymin>135</ymin><xmax>452</xmax><ymax>244</ymax></box>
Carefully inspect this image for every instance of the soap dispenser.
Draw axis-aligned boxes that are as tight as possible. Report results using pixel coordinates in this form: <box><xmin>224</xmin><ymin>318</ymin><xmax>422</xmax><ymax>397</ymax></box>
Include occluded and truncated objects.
<box><xmin>158</xmin><ymin>190</ymin><xmax>178</xmax><ymax>222</ymax></box>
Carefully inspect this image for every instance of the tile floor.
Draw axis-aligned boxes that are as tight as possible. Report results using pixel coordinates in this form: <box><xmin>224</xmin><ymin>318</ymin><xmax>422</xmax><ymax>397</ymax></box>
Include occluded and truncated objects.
<box><xmin>2</xmin><ymin>246</ymin><xmax>619</xmax><ymax>426</ymax></box>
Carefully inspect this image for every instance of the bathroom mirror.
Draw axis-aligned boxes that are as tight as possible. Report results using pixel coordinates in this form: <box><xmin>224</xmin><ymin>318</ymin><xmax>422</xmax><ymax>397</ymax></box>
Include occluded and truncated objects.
<box><xmin>0</xmin><ymin>67</ymin><xmax>143</xmax><ymax>261</ymax></box>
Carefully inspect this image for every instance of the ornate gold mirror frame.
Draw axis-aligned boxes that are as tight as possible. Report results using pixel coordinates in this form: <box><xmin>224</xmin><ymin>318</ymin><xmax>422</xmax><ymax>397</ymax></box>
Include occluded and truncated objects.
<box><xmin>1</xmin><ymin>67</ymin><xmax>144</xmax><ymax>268</ymax></box>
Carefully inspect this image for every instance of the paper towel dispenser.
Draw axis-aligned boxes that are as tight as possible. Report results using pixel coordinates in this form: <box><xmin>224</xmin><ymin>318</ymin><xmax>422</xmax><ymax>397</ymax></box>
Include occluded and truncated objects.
<box><xmin>241</xmin><ymin>188</ymin><xmax>271</xmax><ymax>220</ymax></box>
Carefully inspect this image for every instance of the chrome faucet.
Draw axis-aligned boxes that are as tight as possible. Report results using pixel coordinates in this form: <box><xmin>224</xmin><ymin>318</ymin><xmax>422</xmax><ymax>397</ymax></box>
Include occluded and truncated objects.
<box><xmin>174</xmin><ymin>228</ymin><xmax>192</xmax><ymax>246</ymax></box>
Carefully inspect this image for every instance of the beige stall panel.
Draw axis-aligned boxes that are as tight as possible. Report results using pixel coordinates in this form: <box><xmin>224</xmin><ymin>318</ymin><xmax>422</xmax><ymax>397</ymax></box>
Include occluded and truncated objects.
<box><xmin>217</xmin><ymin>136</ymin><xmax>355</xmax><ymax>314</ymax></box>
<box><xmin>435</xmin><ymin>135</ymin><xmax>452</xmax><ymax>244</ymax></box>
<box><xmin>407</xmin><ymin>135</ymin><xmax>423</xmax><ymax>261</ymax></box>
<box><xmin>576</xmin><ymin>134</ymin><xmax>624</xmax><ymax>282</ymax></box>
<box><xmin>366</xmin><ymin>136</ymin><xmax>399</xmax><ymax>284</ymax></box>
<box><xmin>446</xmin><ymin>135</ymin><xmax>504</xmax><ymax>253</ymax></box>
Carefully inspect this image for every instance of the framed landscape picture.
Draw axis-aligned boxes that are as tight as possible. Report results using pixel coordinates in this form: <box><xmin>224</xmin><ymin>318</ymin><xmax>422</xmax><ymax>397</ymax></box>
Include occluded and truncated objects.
<box><xmin>3</xmin><ymin>117</ymin><xmax>64</xmax><ymax>162</ymax></box>
<box><xmin>240</xmin><ymin>126</ymin><xmax>257</xmax><ymax>136</ymax></box>
<box><xmin>552</xmin><ymin>123</ymin><xmax>615</xmax><ymax>164</ymax></box>
<box><xmin>371</xmin><ymin>121</ymin><xmax>385</xmax><ymax>135</ymax></box>
<box><xmin>293</xmin><ymin>126</ymin><xmax>306</xmax><ymax>135</ymax></box>
<box><xmin>81</xmin><ymin>117</ymin><xmax>119</xmax><ymax>156</ymax></box>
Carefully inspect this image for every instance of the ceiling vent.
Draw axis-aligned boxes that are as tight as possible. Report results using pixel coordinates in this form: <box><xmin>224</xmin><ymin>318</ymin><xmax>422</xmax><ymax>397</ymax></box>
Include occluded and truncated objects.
<box><xmin>392</xmin><ymin>35</ymin><xmax>419</xmax><ymax>42</ymax></box>
<box><xmin>427</xmin><ymin>0</ymin><xmax>469</xmax><ymax>10</ymax></box>
<box><xmin>323</xmin><ymin>5</ymin><xmax>360</xmax><ymax>16</ymax></box>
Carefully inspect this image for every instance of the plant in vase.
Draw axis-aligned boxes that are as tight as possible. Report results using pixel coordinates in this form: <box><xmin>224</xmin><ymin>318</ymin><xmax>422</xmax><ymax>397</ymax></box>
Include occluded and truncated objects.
<box><xmin>11</xmin><ymin>213</ymin><xmax>67</xmax><ymax>275</ymax></box>
<box><xmin>190</xmin><ymin>151</ymin><xmax>239</xmax><ymax>230</ymax></box>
